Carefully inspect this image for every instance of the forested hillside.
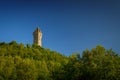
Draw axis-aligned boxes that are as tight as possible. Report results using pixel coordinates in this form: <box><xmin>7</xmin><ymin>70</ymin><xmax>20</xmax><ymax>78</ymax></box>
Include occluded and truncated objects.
<box><xmin>0</xmin><ymin>41</ymin><xmax>120</xmax><ymax>80</ymax></box>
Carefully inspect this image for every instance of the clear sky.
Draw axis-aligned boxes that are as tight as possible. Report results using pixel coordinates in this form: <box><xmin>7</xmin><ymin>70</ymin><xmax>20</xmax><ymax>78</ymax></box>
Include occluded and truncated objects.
<box><xmin>0</xmin><ymin>0</ymin><xmax>120</xmax><ymax>55</ymax></box>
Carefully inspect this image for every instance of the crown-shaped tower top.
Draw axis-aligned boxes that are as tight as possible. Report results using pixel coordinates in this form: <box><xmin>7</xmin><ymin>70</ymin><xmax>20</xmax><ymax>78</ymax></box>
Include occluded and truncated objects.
<box><xmin>36</xmin><ymin>27</ymin><xmax>41</xmax><ymax>32</ymax></box>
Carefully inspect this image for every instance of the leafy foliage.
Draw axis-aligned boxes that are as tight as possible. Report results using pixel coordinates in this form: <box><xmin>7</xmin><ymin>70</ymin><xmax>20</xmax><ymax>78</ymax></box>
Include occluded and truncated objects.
<box><xmin>0</xmin><ymin>41</ymin><xmax>120</xmax><ymax>80</ymax></box>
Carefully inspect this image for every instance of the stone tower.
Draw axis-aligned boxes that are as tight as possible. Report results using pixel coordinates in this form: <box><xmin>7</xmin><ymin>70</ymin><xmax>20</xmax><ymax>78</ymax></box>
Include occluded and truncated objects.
<box><xmin>33</xmin><ymin>27</ymin><xmax>42</xmax><ymax>46</ymax></box>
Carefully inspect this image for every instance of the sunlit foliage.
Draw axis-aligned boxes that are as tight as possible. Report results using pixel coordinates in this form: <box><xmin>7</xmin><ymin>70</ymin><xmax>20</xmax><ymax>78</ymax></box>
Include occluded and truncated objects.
<box><xmin>0</xmin><ymin>41</ymin><xmax>120</xmax><ymax>80</ymax></box>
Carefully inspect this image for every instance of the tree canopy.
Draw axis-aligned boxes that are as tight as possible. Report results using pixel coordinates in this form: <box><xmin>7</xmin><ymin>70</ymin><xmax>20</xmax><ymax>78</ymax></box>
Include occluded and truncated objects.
<box><xmin>0</xmin><ymin>41</ymin><xmax>120</xmax><ymax>80</ymax></box>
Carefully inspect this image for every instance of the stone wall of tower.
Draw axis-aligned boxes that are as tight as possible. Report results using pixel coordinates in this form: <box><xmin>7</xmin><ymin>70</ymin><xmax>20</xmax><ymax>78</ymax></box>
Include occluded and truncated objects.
<box><xmin>33</xmin><ymin>27</ymin><xmax>42</xmax><ymax>46</ymax></box>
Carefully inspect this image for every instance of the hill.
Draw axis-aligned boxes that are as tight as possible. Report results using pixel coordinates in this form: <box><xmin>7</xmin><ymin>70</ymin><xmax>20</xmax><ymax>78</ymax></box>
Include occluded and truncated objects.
<box><xmin>0</xmin><ymin>41</ymin><xmax>120</xmax><ymax>80</ymax></box>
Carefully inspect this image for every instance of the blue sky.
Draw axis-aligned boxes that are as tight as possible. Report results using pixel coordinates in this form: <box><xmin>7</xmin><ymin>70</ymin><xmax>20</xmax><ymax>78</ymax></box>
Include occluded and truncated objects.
<box><xmin>0</xmin><ymin>0</ymin><xmax>120</xmax><ymax>55</ymax></box>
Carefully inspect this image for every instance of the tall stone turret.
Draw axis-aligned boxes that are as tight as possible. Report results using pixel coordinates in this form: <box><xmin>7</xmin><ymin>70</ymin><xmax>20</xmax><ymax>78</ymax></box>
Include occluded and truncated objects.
<box><xmin>33</xmin><ymin>27</ymin><xmax>42</xmax><ymax>46</ymax></box>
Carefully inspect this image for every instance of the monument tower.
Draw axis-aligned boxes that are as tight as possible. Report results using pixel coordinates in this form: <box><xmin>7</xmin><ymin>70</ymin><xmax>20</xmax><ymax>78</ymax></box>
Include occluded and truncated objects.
<box><xmin>33</xmin><ymin>27</ymin><xmax>42</xmax><ymax>46</ymax></box>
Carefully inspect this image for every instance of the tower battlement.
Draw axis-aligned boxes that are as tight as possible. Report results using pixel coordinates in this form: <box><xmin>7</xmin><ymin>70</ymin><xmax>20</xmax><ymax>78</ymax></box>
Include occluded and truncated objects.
<box><xmin>33</xmin><ymin>27</ymin><xmax>42</xmax><ymax>46</ymax></box>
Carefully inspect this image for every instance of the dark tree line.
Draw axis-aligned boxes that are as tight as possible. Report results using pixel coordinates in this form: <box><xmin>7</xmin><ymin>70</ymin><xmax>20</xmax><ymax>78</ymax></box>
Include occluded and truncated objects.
<box><xmin>0</xmin><ymin>41</ymin><xmax>120</xmax><ymax>80</ymax></box>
